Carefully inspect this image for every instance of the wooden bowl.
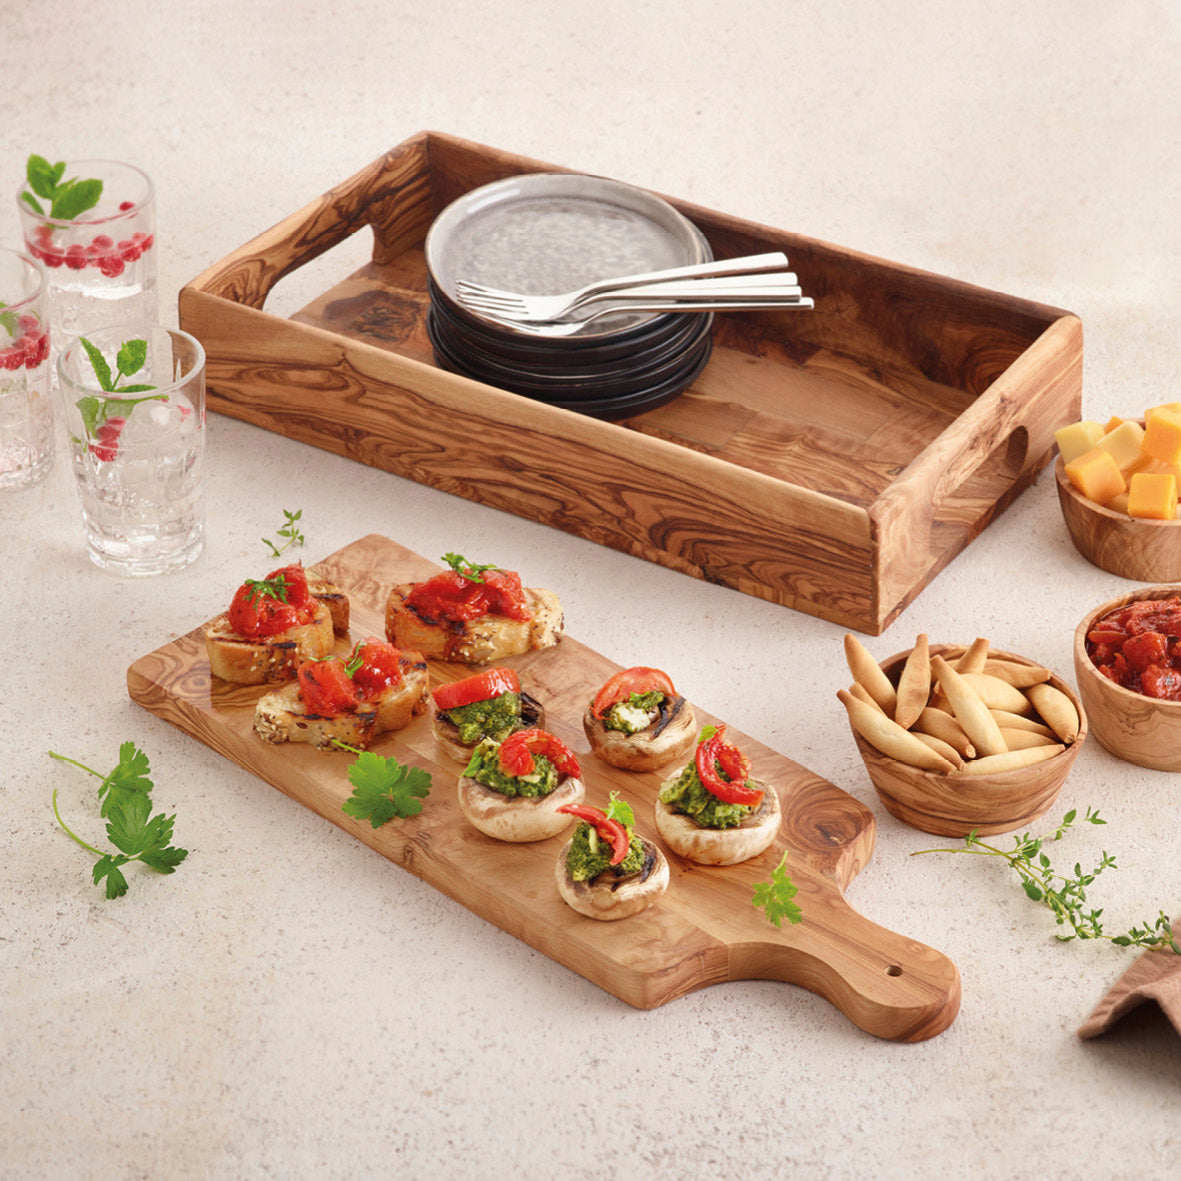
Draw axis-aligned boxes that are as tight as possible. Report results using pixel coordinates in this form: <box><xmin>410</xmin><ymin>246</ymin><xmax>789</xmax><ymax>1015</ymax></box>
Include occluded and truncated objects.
<box><xmin>1073</xmin><ymin>585</ymin><xmax>1181</xmax><ymax>771</ymax></box>
<box><xmin>1055</xmin><ymin>454</ymin><xmax>1181</xmax><ymax>581</ymax></box>
<box><xmin>849</xmin><ymin>644</ymin><xmax>1087</xmax><ymax>837</ymax></box>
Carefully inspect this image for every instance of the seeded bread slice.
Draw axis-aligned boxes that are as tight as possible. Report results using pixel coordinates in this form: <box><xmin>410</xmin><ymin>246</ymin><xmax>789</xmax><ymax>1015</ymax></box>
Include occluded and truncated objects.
<box><xmin>385</xmin><ymin>584</ymin><xmax>563</xmax><ymax>664</ymax></box>
<box><xmin>203</xmin><ymin>600</ymin><xmax>335</xmax><ymax>685</ymax></box>
<box><xmin>253</xmin><ymin>651</ymin><xmax>430</xmax><ymax>750</ymax></box>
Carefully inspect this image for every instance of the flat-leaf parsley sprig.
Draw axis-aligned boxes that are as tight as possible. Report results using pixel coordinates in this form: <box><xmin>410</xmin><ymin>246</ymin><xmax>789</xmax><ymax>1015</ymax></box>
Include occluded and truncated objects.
<box><xmin>263</xmin><ymin>508</ymin><xmax>305</xmax><ymax>558</ymax></box>
<box><xmin>334</xmin><ymin>744</ymin><xmax>432</xmax><ymax>828</ymax></box>
<box><xmin>752</xmin><ymin>851</ymin><xmax>803</xmax><ymax>929</ymax></box>
<box><xmin>913</xmin><ymin>807</ymin><xmax>1178</xmax><ymax>954</ymax></box>
<box><xmin>49</xmin><ymin>743</ymin><xmax>189</xmax><ymax>900</ymax></box>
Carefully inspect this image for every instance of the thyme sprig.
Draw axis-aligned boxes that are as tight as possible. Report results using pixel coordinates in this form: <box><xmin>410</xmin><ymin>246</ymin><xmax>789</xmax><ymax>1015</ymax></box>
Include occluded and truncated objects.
<box><xmin>263</xmin><ymin>509</ymin><xmax>305</xmax><ymax>558</ymax></box>
<box><xmin>913</xmin><ymin>807</ymin><xmax>1178</xmax><ymax>954</ymax></box>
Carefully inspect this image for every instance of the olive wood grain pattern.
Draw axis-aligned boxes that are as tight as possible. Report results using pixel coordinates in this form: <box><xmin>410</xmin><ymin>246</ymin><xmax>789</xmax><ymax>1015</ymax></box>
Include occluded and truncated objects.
<box><xmin>849</xmin><ymin>645</ymin><xmax>1087</xmax><ymax>837</ymax></box>
<box><xmin>1073</xmin><ymin>585</ymin><xmax>1181</xmax><ymax>771</ymax></box>
<box><xmin>1055</xmin><ymin>456</ymin><xmax>1181</xmax><ymax>582</ymax></box>
<box><xmin>180</xmin><ymin>132</ymin><xmax>1082</xmax><ymax>633</ymax></box>
<box><xmin>127</xmin><ymin>535</ymin><xmax>960</xmax><ymax>1042</ymax></box>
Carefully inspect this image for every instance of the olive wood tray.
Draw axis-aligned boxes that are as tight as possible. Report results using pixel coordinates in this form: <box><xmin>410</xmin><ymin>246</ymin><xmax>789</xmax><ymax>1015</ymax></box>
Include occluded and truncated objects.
<box><xmin>126</xmin><ymin>535</ymin><xmax>960</xmax><ymax>1041</ymax></box>
<box><xmin>179</xmin><ymin>132</ymin><xmax>1081</xmax><ymax>634</ymax></box>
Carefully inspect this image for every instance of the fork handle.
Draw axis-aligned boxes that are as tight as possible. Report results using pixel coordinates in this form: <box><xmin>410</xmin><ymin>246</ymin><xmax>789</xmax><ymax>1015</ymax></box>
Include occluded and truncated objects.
<box><xmin>567</xmin><ymin>251</ymin><xmax>790</xmax><ymax>301</ymax></box>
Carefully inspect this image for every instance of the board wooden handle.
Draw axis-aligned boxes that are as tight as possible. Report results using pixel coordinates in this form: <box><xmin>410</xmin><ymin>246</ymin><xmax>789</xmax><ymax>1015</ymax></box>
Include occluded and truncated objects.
<box><xmin>735</xmin><ymin>895</ymin><xmax>961</xmax><ymax>1042</ymax></box>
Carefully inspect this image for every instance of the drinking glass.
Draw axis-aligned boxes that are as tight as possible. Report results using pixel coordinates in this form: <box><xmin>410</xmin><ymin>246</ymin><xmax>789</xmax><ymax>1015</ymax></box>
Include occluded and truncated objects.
<box><xmin>17</xmin><ymin>159</ymin><xmax>158</xmax><ymax>342</ymax></box>
<box><xmin>57</xmin><ymin>325</ymin><xmax>205</xmax><ymax>575</ymax></box>
<box><xmin>0</xmin><ymin>247</ymin><xmax>53</xmax><ymax>489</ymax></box>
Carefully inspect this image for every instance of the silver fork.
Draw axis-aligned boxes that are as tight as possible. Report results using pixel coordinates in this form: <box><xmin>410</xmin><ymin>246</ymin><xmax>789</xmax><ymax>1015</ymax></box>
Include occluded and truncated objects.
<box><xmin>470</xmin><ymin>289</ymin><xmax>815</xmax><ymax>337</ymax></box>
<box><xmin>453</xmin><ymin>251</ymin><xmax>790</xmax><ymax>322</ymax></box>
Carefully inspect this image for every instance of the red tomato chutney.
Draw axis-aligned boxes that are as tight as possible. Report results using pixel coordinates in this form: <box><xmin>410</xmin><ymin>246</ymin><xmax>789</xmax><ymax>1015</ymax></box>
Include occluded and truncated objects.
<box><xmin>405</xmin><ymin>569</ymin><xmax>531</xmax><ymax>623</ymax></box>
<box><xmin>1086</xmin><ymin>596</ymin><xmax>1181</xmax><ymax>701</ymax></box>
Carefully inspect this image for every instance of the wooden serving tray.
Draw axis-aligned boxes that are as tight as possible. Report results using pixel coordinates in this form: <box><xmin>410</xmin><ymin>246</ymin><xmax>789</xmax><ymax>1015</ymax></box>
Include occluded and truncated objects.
<box><xmin>179</xmin><ymin>132</ymin><xmax>1081</xmax><ymax>634</ymax></box>
<box><xmin>127</xmin><ymin>535</ymin><xmax>959</xmax><ymax>1041</ymax></box>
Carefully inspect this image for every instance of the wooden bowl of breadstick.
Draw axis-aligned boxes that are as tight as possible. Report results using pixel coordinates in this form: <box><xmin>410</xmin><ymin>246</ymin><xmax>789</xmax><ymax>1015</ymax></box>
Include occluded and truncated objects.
<box><xmin>838</xmin><ymin>634</ymin><xmax>1088</xmax><ymax>837</ymax></box>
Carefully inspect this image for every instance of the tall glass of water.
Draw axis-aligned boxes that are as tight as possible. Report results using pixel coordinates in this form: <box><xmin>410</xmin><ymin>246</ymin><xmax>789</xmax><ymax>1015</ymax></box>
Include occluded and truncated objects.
<box><xmin>57</xmin><ymin>325</ymin><xmax>205</xmax><ymax>575</ymax></box>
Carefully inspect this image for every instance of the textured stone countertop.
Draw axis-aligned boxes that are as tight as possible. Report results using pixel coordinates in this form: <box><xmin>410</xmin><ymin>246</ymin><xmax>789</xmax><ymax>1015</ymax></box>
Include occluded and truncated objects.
<box><xmin>2</xmin><ymin>2</ymin><xmax>1179</xmax><ymax>1178</ymax></box>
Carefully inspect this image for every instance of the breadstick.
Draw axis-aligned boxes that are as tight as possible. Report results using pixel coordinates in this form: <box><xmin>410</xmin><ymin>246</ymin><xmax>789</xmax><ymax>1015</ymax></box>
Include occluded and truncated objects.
<box><xmin>956</xmin><ymin>637</ymin><xmax>991</xmax><ymax>675</ymax></box>
<box><xmin>1025</xmin><ymin>682</ymin><xmax>1081</xmax><ymax>744</ymax></box>
<box><xmin>848</xmin><ymin>681</ymin><xmax>886</xmax><ymax>713</ymax></box>
<box><xmin>997</xmin><ymin>727</ymin><xmax>1059</xmax><ymax>751</ymax></box>
<box><xmin>843</xmin><ymin>634</ymin><xmax>897</xmax><ymax>716</ymax></box>
<box><xmin>982</xmin><ymin>658</ymin><xmax>1052</xmax><ymax>689</ymax></box>
<box><xmin>989</xmin><ymin>709</ymin><xmax>1055</xmax><ymax>736</ymax></box>
<box><xmin>913</xmin><ymin>707</ymin><xmax>977</xmax><ymax>759</ymax></box>
<box><xmin>912</xmin><ymin>731</ymin><xmax>966</xmax><ymax>769</ymax></box>
<box><xmin>957</xmin><ymin>745</ymin><xmax>1065</xmax><ymax>774</ymax></box>
<box><xmin>958</xmin><ymin>673</ymin><xmax>1034</xmax><ymax>715</ymax></box>
<box><xmin>894</xmin><ymin>633</ymin><xmax>931</xmax><ymax>730</ymax></box>
<box><xmin>931</xmin><ymin>655</ymin><xmax>1008</xmax><ymax>757</ymax></box>
<box><xmin>836</xmin><ymin>689</ymin><xmax>955</xmax><ymax>772</ymax></box>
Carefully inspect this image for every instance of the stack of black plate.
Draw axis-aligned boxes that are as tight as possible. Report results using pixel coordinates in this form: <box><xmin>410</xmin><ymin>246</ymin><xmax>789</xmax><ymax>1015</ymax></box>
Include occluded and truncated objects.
<box><xmin>424</xmin><ymin>173</ymin><xmax>714</xmax><ymax>419</ymax></box>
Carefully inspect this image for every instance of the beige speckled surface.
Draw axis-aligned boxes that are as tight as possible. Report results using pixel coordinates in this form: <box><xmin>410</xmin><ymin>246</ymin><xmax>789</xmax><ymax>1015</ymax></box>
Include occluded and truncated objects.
<box><xmin>2</xmin><ymin>2</ymin><xmax>1179</xmax><ymax>1177</ymax></box>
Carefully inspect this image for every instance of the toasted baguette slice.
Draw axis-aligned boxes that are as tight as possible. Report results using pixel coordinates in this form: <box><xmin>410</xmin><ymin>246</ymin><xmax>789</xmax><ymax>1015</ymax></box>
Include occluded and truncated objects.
<box><xmin>253</xmin><ymin>652</ymin><xmax>430</xmax><ymax>749</ymax></box>
<box><xmin>204</xmin><ymin>600</ymin><xmax>335</xmax><ymax>685</ymax></box>
<box><xmin>583</xmin><ymin>695</ymin><xmax>696</xmax><ymax>773</ymax></box>
<box><xmin>386</xmin><ymin>584</ymin><xmax>563</xmax><ymax>664</ymax></box>
<box><xmin>457</xmin><ymin>773</ymin><xmax>584</xmax><ymax>842</ymax></box>
<box><xmin>654</xmin><ymin>782</ymin><xmax>781</xmax><ymax>866</ymax></box>
<box><xmin>308</xmin><ymin>576</ymin><xmax>350</xmax><ymax>636</ymax></box>
<box><xmin>554</xmin><ymin>838</ymin><xmax>669</xmax><ymax>921</ymax></box>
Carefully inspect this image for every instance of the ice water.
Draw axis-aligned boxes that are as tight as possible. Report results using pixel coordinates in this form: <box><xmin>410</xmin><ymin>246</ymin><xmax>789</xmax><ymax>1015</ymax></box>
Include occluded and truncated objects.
<box><xmin>68</xmin><ymin>390</ymin><xmax>204</xmax><ymax>574</ymax></box>
<box><xmin>49</xmin><ymin>274</ymin><xmax>158</xmax><ymax>340</ymax></box>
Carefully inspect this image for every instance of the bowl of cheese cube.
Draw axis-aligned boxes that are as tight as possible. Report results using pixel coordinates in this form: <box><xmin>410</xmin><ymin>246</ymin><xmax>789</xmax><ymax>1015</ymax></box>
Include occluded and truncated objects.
<box><xmin>1054</xmin><ymin>404</ymin><xmax>1181</xmax><ymax>581</ymax></box>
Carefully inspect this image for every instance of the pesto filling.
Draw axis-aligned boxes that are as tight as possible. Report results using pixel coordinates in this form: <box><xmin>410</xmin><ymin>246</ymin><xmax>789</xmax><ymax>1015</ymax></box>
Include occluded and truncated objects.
<box><xmin>602</xmin><ymin>690</ymin><xmax>665</xmax><ymax>735</ymax></box>
<box><xmin>658</xmin><ymin>760</ymin><xmax>757</xmax><ymax>830</ymax></box>
<box><xmin>464</xmin><ymin>738</ymin><xmax>559</xmax><ymax>799</ymax></box>
<box><xmin>565</xmin><ymin>822</ymin><xmax>646</xmax><ymax>882</ymax></box>
<box><xmin>443</xmin><ymin>690</ymin><xmax>523</xmax><ymax>746</ymax></box>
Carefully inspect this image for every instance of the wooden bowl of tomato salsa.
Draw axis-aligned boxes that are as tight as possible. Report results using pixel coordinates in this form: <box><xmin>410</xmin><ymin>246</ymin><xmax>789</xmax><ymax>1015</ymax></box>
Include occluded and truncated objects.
<box><xmin>1073</xmin><ymin>585</ymin><xmax>1181</xmax><ymax>771</ymax></box>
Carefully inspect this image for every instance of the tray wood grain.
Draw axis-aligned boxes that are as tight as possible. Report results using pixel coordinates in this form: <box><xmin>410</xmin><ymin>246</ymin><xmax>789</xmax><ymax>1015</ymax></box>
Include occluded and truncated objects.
<box><xmin>127</xmin><ymin>534</ymin><xmax>960</xmax><ymax>1041</ymax></box>
<box><xmin>179</xmin><ymin>131</ymin><xmax>1082</xmax><ymax>634</ymax></box>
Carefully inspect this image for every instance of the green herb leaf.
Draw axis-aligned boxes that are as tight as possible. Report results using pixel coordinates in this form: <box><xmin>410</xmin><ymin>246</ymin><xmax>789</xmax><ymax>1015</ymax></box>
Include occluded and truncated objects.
<box><xmin>50</xmin><ymin>745</ymin><xmax>188</xmax><ymax>900</ymax></box>
<box><xmin>80</xmin><ymin>337</ymin><xmax>114</xmax><ymax>391</ymax></box>
<box><xmin>752</xmin><ymin>851</ymin><xmax>803</xmax><ymax>929</ymax></box>
<box><xmin>116</xmin><ymin>338</ymin><xmax>148</xmax><ymax>377</ymax></box>
<box><xmin>26</xmin><ymin>155</ymin><xmax>62</xmax><ymax>200</ymax></box>
<box><xmin>443</xmin><ymin>553</ymin><xmax>499</xmax><ymax>583</ymax></box>
<box><xmin>341</xmin><ymin>752</ymin><xmax>432</xmax><ymax>827</ymax></box>
<box><xmin>605</xmin><ymin>791</ymin><xmax>635</xmax><ymax>829</ymax></box>
<box><xmin>912</xmin><ymin>808</ymin><xmax>1177</xmax><ymax>954</ymax></box>
<box><xmin>263</xmin><ymin>509</ymin><xmax>305</xmax><ymax>558</ymax></box>
<box><xmin>244</xmin><ymin>575</ymin><xmax>289</xmax><ymax>604</ymax></box>
<box><xmin>19</xmin><ymin>190</ymin><xmax>44</xmax><ymax>215</ymax></box>
<box><xmin>51</xmin><ymin>177</ymin><xmax>103</xmax><ymax>220</ymax></box>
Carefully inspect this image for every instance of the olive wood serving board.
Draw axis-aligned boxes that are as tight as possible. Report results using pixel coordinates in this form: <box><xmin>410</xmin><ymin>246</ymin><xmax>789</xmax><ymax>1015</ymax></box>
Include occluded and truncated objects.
<box><xmin>126</xmin><ymin>534</ymin><xmax>960</xmax><ymax>1042</ymax></box>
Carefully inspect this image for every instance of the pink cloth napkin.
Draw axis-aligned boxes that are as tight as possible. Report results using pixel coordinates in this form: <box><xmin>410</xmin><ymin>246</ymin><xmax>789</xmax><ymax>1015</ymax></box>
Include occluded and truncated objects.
<box><xmin>1078</xmin><ymin>947</ymin><xmax>1181</xmax><ymax>1038</ymax></box>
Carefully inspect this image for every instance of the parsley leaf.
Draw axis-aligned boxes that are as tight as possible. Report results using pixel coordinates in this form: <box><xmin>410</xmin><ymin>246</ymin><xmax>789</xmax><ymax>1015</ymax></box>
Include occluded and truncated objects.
<box><xmin>605</xmin><ymin>791</ymin><xmax>635</xmax><ymax>829</ymax></box>
<box><xmin>340</xmin><ymin>750</ymin><xmax>432</xmax><ymax>827</ymax></box>
<box><xmin>49</xmin><ymin>745</ymin><xmax>189</xmax><ymax>900</ymax></box>
<box><xmin>752</xmin><ymin>852</ymin><xmax>803</xmax><ymax>929</ymax></box>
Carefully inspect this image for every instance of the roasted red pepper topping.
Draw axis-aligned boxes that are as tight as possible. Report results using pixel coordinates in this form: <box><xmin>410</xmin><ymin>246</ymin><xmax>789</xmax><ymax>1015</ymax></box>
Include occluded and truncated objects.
<box><xmin>498</xmin><ymin>728</ymin><xmax>580</xmax><ymax>779</ymax></box>
<box><xmin>227</xmin><ymin>565</ymin><xmax>316</xmax><ymax>639</ymax></box>
<box><xmin>297</xmin><ymin>658</ymin><xmax>360</xmax><ymax>716</ymax></box>
<box><xmin>1086</xmin><ymin>596</ymin><xmax>1181</xmax><ymax>701</ymax></box>
<box><xmin>695</xmin><ymin>725</ymin><xmax>764</xmax><ymax>807</ymax></box>
<box><xmin>432</xmin><ymin>667</ymin><xmax>520</xmax><ymax>712</ymax></box>
<box><xmin>405</xmin><ymin>567</ymin><xmax>530</xmax><ymax>623</ymax></box>
<box><xmin>591</xmin><ymin>666</ymin><xmax>677</xmax><ymax>719</ymax></box>
<box><xmin>350</xmin><ymin>638</ymin><xmax>405</xmax><ymax>699</ymax></box>
<box><xmin>557</xmin><ymin>803</ymin><xmax>629</xmax><ymax>865</ymax></box>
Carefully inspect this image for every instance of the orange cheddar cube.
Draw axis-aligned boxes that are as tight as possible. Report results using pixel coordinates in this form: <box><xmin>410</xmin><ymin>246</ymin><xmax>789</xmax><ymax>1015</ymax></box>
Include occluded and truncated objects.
<box><xmin>1142</xmin><ymin>406</ymin><xmax>1181</xmax><ymax>466</ymax></box>
<box><xmin>1103</xmin><ymin>415</ymin><xmax>1125</xmax><ymax>433</ymax></box>
<box><xmin>1065</xmin><ymin>448</ymin><xmax>1127</xmax><ymax>506</ymax></box>
<box><xmin>1127</xmin><ymin>472</ymin><xmax>1178</xmax><ymax>521</ymax></box>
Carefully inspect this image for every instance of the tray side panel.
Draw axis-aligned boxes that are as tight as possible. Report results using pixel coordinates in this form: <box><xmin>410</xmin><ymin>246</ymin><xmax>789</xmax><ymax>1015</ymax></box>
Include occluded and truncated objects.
<box><xmin>180</xmin><ymin>287</ymin><xmax>880</xmax><ymax>630</ymax></box>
